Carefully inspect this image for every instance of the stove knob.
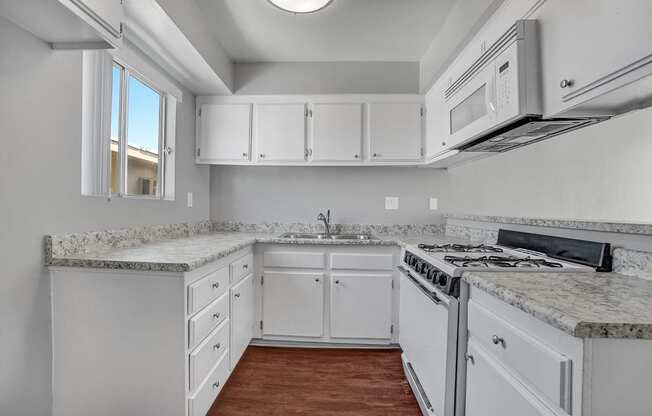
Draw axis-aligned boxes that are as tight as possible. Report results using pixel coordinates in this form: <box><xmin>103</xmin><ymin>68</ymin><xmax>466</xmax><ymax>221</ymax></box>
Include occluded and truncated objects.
<box><xmin>427</xmin><ymin>269</ymin><xmax>438</xmax><ymax>281</ymax></box>
<box><xmin>438</xmin><ymin>274</ymin><xmax>448</xmax><ymax>286</ymax></box>
<box><xmin>415</xmin><ymin>261</ymin><xmax>424</xmax><ymax>273</ymax></box>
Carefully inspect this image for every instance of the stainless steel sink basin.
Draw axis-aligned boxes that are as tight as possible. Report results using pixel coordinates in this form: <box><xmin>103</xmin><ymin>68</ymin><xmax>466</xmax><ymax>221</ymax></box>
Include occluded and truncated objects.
<box><xmin>279</xmin><ymin>232</ymin><xmax>375</xmax><ymax>241</ymax></box>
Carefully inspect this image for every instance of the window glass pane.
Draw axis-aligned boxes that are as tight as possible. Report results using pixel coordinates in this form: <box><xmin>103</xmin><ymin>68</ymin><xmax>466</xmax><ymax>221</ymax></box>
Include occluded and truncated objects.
<box><xmin>110</xmin><ymin>65</ymin><xmax>121</xmax><ymax>195</ymax></box>
<box><xmin>126</xmin><ymin>75</ymin><xmax>161</xmax><ymax>196</ymax></box>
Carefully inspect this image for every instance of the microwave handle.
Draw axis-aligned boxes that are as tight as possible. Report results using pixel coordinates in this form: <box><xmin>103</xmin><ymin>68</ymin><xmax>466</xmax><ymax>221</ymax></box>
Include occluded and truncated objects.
<box><xmin>486</xmin><ymin>73</ymin><xmax>497</xmax><ymax>116</ymax></box>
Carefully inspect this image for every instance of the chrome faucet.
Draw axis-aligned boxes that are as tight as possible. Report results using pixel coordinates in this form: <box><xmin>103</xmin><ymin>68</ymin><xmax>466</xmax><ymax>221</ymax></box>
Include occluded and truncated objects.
<box><xmin>317</xmin><ymin>209</ymin><xmax>331</xmax><ymax>236</ymax></box>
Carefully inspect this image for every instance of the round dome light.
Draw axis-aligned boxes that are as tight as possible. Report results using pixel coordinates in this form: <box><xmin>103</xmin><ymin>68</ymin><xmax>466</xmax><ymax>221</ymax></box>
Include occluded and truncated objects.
<box><xmin>268</xmin><ymin>0</ymin><xmax>334</xmax><ymax>14</ymax></box>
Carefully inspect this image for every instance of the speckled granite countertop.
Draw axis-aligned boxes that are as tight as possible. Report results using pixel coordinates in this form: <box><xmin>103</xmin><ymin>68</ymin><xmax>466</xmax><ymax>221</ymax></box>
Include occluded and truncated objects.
<box><xmin>463</xmin><ymin>271</ymin><xmax>652</xmax><ymax>339</ymax></box>
<box><xmin>46</xmin><ymin>232</ymin><xmax>448</xmax><ymax>273</ymax></box>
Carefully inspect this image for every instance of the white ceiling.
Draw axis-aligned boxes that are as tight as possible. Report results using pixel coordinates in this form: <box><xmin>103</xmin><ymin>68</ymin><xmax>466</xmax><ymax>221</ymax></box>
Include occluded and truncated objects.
<box><xmin>194</xmin><ymin>0</ymin><xmax>458</xmax><ymax>62</ymax></box>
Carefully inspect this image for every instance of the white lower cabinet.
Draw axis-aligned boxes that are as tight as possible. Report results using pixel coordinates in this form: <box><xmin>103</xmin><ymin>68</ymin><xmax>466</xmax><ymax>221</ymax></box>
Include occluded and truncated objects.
<box><xmin>330</xmin><ymin>273</ymin><xmax>393</xmax><ymax>339</ymax></box>
<box><xmin>260</xmin><ymin>245</ymin><xmax>398</xmax><ymax>344</ymax></box>
<box><xmin>262</xmin><ymin>271</ymin><xmax>325</xmax><ymax>337</ymax></box>
<box><xmin>230</xmin><ymin>273</ymin><xmax>255</xmax><ymax>369</ymax></box>
<box><xmin>188</xmin><ymin>351</ymin><xmax>230</xmax><ymax>416</ymax></box>
<box><xmin>465</xmin><ymin>340</ymin><xmax>555</xmax><ymax>416</ymax></box>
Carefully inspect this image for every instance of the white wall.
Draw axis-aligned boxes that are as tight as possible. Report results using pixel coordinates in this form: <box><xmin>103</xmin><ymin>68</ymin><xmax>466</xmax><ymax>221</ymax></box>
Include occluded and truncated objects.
<box><xmin>235</xmin><ymin>62</ymin><xmax>419</xmax><ymax>95</ymax></box>
<box><xmin>437</xmin><ymin>107</ymin><xmax>652</xmax><ymax>223</ymax></box>
<box><xmin>210</xmin><ymin>166</ymin><xmax>446</xmax><ymax>225</ymax></box>
<box><xmin>0</xmin><ymin>18</ymin><xmax>209</xmax><ymax>416</ymax></box>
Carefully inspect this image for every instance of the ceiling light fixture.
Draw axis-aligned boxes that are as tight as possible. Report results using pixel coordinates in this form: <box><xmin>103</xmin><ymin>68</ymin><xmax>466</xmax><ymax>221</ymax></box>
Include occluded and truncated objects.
<box><xmin>267</xmin><ymin>0</ymin><xmax>334</xmax><ymax>14</ymax></box>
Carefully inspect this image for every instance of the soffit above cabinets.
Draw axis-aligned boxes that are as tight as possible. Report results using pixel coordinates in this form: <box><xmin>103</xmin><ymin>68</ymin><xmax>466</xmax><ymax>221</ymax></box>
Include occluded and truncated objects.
<box><xmin>195</xmin><ymin>95</ymin><xmax>428</xmax><ymax>168</ymax></box>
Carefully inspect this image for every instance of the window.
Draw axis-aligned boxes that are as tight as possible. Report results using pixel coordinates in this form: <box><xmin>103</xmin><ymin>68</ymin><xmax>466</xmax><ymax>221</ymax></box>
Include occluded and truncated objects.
<box><xmin>111</xmin><ymin>63</ymin><xmax>164</xmax><ymax>197</ymax></box>
<box><xmin>81</xmin><ymin>49</ymin><xmax>179</xmax><ymax>200</ymax></box>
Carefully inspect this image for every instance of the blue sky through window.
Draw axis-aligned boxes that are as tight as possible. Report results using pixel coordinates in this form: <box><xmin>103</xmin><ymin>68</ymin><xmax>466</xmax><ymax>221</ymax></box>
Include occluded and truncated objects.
<box><xmin>110</xmin><ymin>67</ymin><xmax>161</xmax><ymax>155</ymax></box>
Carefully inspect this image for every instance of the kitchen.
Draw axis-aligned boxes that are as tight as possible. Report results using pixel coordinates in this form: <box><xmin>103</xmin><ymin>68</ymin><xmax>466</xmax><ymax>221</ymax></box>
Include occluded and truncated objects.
<box><xmin>2</xmin><ymin>0</ymin><xmax>652</xmax><ymax>416</ymax></box>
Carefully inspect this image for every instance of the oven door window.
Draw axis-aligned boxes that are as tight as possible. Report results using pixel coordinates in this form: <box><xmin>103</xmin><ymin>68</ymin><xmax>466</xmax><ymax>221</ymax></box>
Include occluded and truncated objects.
<box><xmin>450</xmin><ymin>84</ymin><xmax>487</xmax><ymax>134</ymax></box>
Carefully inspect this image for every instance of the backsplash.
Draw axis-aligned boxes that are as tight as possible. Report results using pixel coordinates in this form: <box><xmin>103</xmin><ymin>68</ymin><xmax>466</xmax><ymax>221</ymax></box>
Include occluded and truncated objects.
<box><xmin>212</xmin><ymin>221</ymin><xmax>445</xmax><ymax>236</ymax></box>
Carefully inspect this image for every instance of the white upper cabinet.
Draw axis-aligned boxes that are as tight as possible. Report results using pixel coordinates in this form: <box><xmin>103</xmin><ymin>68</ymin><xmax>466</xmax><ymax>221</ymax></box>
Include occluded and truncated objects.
<box><xmin>537</xmin><ymin>0</ymin><xmax>652</xmax><ymax>116</ymax></box>
<box><xmin>310</xmin><ymin>103</ymin><xmax>362</xmax><ymax>162</ymax></box>
<box><xmin>369</xmin><ymin>103</ymin><xmax>423</xmax><ymax>162</ymax></box>
<box><xmin>330</xmin><ymin>274</ymin><xmax>393</xmax><ymax>339</ymax></box>
<box><xmin>0</xmin><ymin>0</ymin><xmax>124</xmax><ymax>49</ymax></box>
<box><xmin>254</xmin><ymin>103</ymin><xmax>307</xmax><ymax>162</ymax></box>
<box><xmin>196</xmin><ymin>104</ymin><xmax>251</xmax><ymax>163</ymax></box>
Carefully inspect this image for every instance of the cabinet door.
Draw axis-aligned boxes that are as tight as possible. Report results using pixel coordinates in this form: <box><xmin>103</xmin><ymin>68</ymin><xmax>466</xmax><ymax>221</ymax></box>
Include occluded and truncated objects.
<box><xmin>465</xmin><ymin>340</ymin><xmax>556</xmax><ymax>416</ymax></box>
<box><xmin>197</xmin><ymin>104</ymin><xmax>251</xmax><ymax>163</ymax></box>
<box><xmin>254</xmin><ymin>104</ymin><xmax>306</xmax><ymax>162</ymax></box>
<box><xmin>538</xmin><ymin>0</ymin><xmax>652</xmax><ymax>115</ymax></box>
<box><xmin>59</xmin><ymin>0</ymin><xmax>123</xmax><ymax>39</ymax></box>
<box><xmin>230</xmin><ymin>274</ymin><xmax>255</xmax><ymax>369</ymax></box>
<box><xmin>311</xmin><ymin>103</ymin><xmax>362</xmax><ymax>162</ymax></box>
<box><xmin>330</xmin><ymin>274</ymin><xmax>392</xmax><ymax>339</ymax></box>
<box><xmin>262</xmin><ymin>272</ymin><xmax>324</xmax><ymax>337</ymax></box>
<box><xmin>369</xmin><ymin>103</ymin><xmax>422</xmax><ymax>161</ymax></box>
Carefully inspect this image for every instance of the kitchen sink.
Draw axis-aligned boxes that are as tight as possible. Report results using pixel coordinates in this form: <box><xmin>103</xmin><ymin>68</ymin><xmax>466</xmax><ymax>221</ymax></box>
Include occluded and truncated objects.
<box><xmin>279</xmin><ymin>232</ymin><xmax>376</xmax><ymax>240</ymax></box>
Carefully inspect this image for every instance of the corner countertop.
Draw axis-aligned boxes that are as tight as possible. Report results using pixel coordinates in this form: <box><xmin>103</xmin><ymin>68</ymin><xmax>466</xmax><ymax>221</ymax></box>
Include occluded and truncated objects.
<box><xmin>463</xmin><ymin>271</ymin><xmax>652</xmax><ymax>339</ymax></box>
<box><xmin>46</xmin><ymin>232</ymin><xmax>451</xmax><ymax>273</ymax></box>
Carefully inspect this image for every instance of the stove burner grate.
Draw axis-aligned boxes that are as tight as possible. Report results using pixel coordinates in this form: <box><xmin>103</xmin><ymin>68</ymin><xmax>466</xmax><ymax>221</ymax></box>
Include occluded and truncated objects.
<box><xmin>443</xmin><ymin>255</ymin><xmax>564</xmax><ymax>269</ymax></box>
<box><xmin>417</xmin><ymin>243</ymin><xmax>504</xmax><ymax>253</ymax></box>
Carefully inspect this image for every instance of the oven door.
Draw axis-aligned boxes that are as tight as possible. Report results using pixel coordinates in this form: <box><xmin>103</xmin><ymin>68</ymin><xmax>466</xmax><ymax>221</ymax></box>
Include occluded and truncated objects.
<box><xmin>444</xmin><ymin>40</ymin><xmax>522</xmax><ymax>150</ymax></box>
<box><xmin>399</xmin><ymin>268</ymin><xmax>458</xmax><ymax>416</ymax></box>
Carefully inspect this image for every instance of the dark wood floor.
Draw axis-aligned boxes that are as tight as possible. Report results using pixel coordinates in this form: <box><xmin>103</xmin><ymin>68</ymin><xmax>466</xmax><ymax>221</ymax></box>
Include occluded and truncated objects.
<box><xmin>208</xmin><ymin>346</ymin><xmax>421</xmax><ymax>416</ymax></box>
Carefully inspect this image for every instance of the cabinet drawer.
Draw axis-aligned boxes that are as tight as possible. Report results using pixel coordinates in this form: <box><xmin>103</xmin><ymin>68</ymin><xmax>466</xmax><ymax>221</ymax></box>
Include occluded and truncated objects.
<box><xmin>230</xmin><ymin>253</ymin><xmax>253</xmax><ymax>284</ymax></box>
<box><xmin>330</xmin><ymin>253</ymin><xmax>393</xmax><ymax>270</ymax></box>
<box><xmin>263</xmin><ymin>251</ymin><xmax>325</xmax><ymax>269</ymax></box>
<box><xmin>188</xmin><ymin>266</ymin><xmax>228</xmax><ymax>315</ymax></box>
<box><xmin>189</xmin><ymin>293</ymin><xmax>228</xmax><ymax>349</ymax></box>
<box><xmin>188</xmin><ymin>351</ymin><xmax>229</xmax><ymax>416</ymax></box>
<box><xmin>189</xmin><ymin>318</ymin><xmax>229</xmax><ymax>392</ymax></box>
<box><xmin>468</xmin><ymin>300</ymin><xmax>572</xmax><ymax>413</ymax></box>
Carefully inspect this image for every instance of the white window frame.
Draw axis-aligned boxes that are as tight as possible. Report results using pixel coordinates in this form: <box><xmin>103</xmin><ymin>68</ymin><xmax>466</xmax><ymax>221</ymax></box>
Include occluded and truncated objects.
<box><xmin>112</xmin><ymin>60</ymin><xmax>167</xmax><ymax>199</ymax></box>
<box><xmin>81</xmin><ymin>44</ymin><xmax>180</xmax><ymax>201</ymax></box>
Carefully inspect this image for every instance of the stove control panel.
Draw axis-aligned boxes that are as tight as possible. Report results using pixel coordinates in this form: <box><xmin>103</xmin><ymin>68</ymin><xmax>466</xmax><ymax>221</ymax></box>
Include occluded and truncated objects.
<box><xmin>403</xmin><ymin>251</ymin><xmax>459</xmax><ymax>297</ymax></box>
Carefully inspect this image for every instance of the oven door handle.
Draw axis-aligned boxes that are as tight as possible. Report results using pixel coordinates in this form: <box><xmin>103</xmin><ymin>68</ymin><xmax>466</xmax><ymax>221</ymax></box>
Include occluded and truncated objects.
<box><xmin>398</xmin><ymin>266</ymin><xmax>448</xmax><ymax>307</ymax></box>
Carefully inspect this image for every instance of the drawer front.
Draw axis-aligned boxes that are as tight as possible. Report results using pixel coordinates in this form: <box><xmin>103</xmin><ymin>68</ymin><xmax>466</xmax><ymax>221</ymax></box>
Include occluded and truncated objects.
<box><xmin>263</xmin><ymin>251</ymin><xmax>325</xmax><ymax>269</ymax></box>
<box><xmin>189</xmin><ymin>318</ymin><xmax>230</xmax><ymax>391</ymax></box>
<box><xmin>230</xmin><ymin>253</ymin><xmax>253</xmax><ymax>284</ymax></box>
<box><xmin>468</xmin><ymin>300</ymin><xmax>572</xmax><ymax>413</ymax></box>
<box><xmin>189</xmin><ymin>293</ymin><xmax>228</xmax><ymax>349</ymax></box>
<box><xmin>188</xmin><ymin>266</ymin><xmax>229</xmax><ymax>315</ymax></box>
<box><xmin>330</xmin><ymin>253</ymin><xmax>393</xmax><ymax>270</ymax></box>
<box><xmin>188</xmin><ymin>351</ymin><xmax>229</xmax><ymax>416</ymax></box>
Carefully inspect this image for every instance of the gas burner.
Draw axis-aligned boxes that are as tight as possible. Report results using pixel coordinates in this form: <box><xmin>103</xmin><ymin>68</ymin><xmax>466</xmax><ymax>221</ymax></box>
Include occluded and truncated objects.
<box><xmin>443</xmin><ymin>255</ymin><xmax>564</xmax><ymax>269</ymax></box>
<box><xmin>417</xmin><ymin>243</ymin><xmax>504</xmax><ymax>253</ymax></box>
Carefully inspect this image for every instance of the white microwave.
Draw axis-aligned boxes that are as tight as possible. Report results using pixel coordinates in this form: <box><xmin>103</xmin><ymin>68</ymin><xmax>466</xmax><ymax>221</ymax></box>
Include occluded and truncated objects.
<box><xmin>437</xmin><ymin>20</ymin><xmax>603</xmax><ymax>159</ymax></box>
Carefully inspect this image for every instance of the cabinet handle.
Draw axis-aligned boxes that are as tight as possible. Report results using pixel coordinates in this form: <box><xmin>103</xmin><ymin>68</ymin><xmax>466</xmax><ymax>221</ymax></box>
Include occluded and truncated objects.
<box><xmin>441</xmin><ymin>142</ymin><xmax>446</xmax><ymax>146</ymax></box>
<box><xmin>354</xmin><ymin>154</ymin><xmax>359</xmax><ymax>159</ymax></box>
<box><xmin>242</xmin><ymin>152</ymin><xmax>248</xmax><ymax>158</ymax></box>
<box><xmin>315</xmin><ymin>278</ymin><xmax>320</xmax><ymax>282</ymax></box>
<box><xmin>259</xmin><ymin>153</ymin><xmax>265</xmax><ymax>158</ymax></box>
<box><xmin>234</xmin><ymin>293</ymin><xmax>241</xmax><ymax>299</ymax></box>
<box><xmin>243</xmin><ymin>264</ymin><xmax>248</xmax><ymax>270</ymax></box>
<box><xmin>335</xmin><ymin>280</ymin><xmax>340</xmax><ymax>284</ymax></box>
<box><xmin>213</xmin><ymin>312</ymin><xmax>221</xmax><ymax>320</ymax></box>
<box><xmin>211</xmin><ymin>282</ymin><xmax>219</xmax><ymax>289</ymax></box>
<box><xmin>465</xmin><ymin>353</ymin><xmax>475</xmax><ymax>364</ymax></box>
<box><xmin>213</xmin><ymin>343</ymin><xmax>221</xmax><ymax>351</ymax></box>
<box><xmin>492</xmin><ymin>335</ymin><xmax>506</xmax><ymax>347</ymax></box>
<box><xmin>212</xmin><ymin>381</ymin><xmax>220</xmax><ymax>390</ymax></box>
<box><xmin>372</xmin><ymin>153</ymin><xmax>379</xmax><ymax>158</ymax></box>
<box><xmin>560</xmin><ymin>79</ymin><xmax>573</xmax><ymax>89</ymax></box>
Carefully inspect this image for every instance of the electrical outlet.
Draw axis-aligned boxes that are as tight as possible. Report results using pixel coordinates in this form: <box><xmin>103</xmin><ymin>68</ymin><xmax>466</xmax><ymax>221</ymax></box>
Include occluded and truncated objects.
<box><xmin>429</xmin><ymin>198</ymin><xmax>438</xmax><ymax>210</ymax></box>
<box><xmin>187</xmin><ymin>192</ymin><xmax>193</xmax><ymax>208</ymax></box>
<box><xmin>385</xmin><ymin>197</ymin><xmax>399</xmax><ymax>210</ymax></box>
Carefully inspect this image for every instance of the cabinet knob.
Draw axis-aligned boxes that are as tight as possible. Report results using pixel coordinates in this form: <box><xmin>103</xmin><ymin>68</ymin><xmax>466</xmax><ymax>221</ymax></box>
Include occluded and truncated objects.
<box><xmin>259</xmin><ymin>153</ymin><xmax>265</xmax><ymax>158</ymax></box>
<box><xmin>211</xmin><ymin>282</ymin><xmax>219</xmax><ymax>289</ymax></box>
<box><xmin>213</xmin><ymin>312</ymin><xmax>220</xmax><ymax>320</ymax></box>
<box><xmin>560</xmin><ymin>79</ymin><xmax>573</xmax><ymax>89</ymax></box>
<box><xmin>213</xmin><ymin>343</ymin><xmax>221</xmax><ymax>351</ymax></box>
<box><xmin>234</xmin><ymin>293</ymin><xmax>241</xmax><ymax>299</ymax></box>
<box><xmin>372</xmin><ymin>153</ymin><xmax>379</xmax><ymax>158</ymax></box>
<box><xmin>441</xmin><ymin>142</ymin><xmax>447</xmax><ymax>146</ymax></box>
<box><xmin>464</xmin><ymin>353</ymin><xmax>475</xmax><ymax>364</ymax></box>
<box><xmin>243</xmin><ymin>264</ymin><xmax>248</xmax><ymax>270</ymax></box>
<box><xmin>492</xmin><ymin>335</ymin><xmax>506</xmax><ymax>347</ymax></box>
<box><xmin>212</xmin><ymin>381</ymin><xmax>220</xmax><ymax>390</ymax></box>
<box><xmin>315</xmin><ymin>278</ymin><xmax>320</xmax><ymax>282</ymax></box>
<box><xmin>354</xmin><ymin>154</ymin><xmax>359</xmax><ymax>159</ymax></box>
<box><xmin>242</xmin><ymin>152</ymin><xmax>248</xmax><ymax>158</ymax></box>
<box><xmin>335</xmin><ymin>280</ymin><xmax>340</xmax><ymax>284</ymax></box>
